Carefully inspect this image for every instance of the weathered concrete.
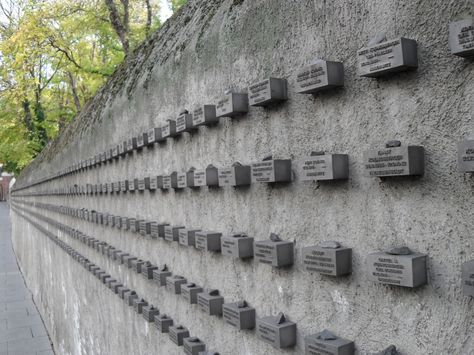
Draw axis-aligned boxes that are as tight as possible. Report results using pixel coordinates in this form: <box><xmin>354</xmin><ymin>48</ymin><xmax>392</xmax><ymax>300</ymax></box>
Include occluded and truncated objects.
<box><xmin>0</xmin><ymin>202</ymin><xmax>54</xmax><ymax>355</ymax></box>
<box><xmin>9</xmin><ymin>0</ymin><xmax>474</xmax><ymax>354</ymax></box>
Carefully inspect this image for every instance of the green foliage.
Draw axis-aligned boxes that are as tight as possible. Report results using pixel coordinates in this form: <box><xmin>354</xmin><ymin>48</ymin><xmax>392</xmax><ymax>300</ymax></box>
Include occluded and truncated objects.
<box><xmin>0</xmin><ymin>0</ymin><xmax>165</xmax><ymax>175</ymax></box>
<box><xmin>171</xmin><ymin>0</ymin><xmax>188</xmax><ymax>12</ymax></box>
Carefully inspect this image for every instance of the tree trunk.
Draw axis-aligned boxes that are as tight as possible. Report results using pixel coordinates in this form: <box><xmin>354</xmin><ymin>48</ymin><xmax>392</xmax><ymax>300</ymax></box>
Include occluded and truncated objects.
<box><xmin>145</xmin><ymin>0</ymin><xmax>152</xmax><ymax>36</ymax></box>
<box><xmin>67</xmin><ymin>72</ymin><xmax>81</xmax><ymax>112</ymax></box>
<box><xmin>104</xmin><ymin>0</ymin><xmax>129</xmax><ymax>55</ymax></box>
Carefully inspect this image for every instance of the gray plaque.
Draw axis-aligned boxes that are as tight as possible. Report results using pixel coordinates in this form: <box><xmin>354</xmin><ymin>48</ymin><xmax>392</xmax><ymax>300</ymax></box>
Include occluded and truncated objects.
<box><xmin>181</xmin><ymin>283</ymin><xmax>204</xmax><ymax>304</ymax></box>
<box><xmin>299</xmin><ymin>153</ymin><xmax>349</xmax><ymax>181</ymax></box>
<box><xmin>218</xmin><ymin>164</ymin><xmax>251</xmax><ymax>187</ymax></box>
<box><xmin>126</xmin><ymin>137</ymin><xmax>137</xmax><ymax>152</ymax></box>
<box><xmin>128</xmin><ymin>179</ymin><xmax>136</xmax><ymax>192</ymax></box>
<box><xmin>256</xmin><ymin>313</ymin><xmax>296</xmax><ymax>348</ymax></box>
<box><xmin>120</xmin><ymin>180</ymin><xmax>128</xmax><ymax>192</ymax></box>
<box><xmin>150</xmin><ymin>222</ymin><xmax>169</xmax><ymax>239</ymax></box>
<box><xmin>358</xmin><ymin>37</ymin><xmax>418</xmax><ymax>77</ymax></box>
<box><xmin>142</xmin><ymin>305</ymin><xmax>159</xmax><ymax>323</ymax></box>
<box><xmin>305</xmin><ymin>330</ymin><xmax>355</xmax><ymax>355</ymax></box>
<box><xmin>295</xmin><ymin>61</ymin><xmax>344</xmax><ymax>94</ymax></box>
<box><xmin>125</xmin><ymin>290</ymin><xmax>138</xmax><ymax>306</ymax></box>
<box><xmin>461</xmin><ymin>260</ymin><xmax>474</xmax><ymax>297</ymax></box>
<box><xmin>133</xmin><ymin>298</ymin><xmax>148</xmax><ymax>314</ymax></box>
<box><xmin>129</xmin><ymin>218</ymin><xmax>139</xmax><ymax>233</ymax></box>
<box><xmin>149</xmin><ymin>176</ymin><xmax>158</xmax><ymax>190</ymax></box>
<box><xmin>176</xmin><ymin>112</ymin><xmax>196</xmax><ymax>133</ymax></box>
<box><xmin>302</xmin><ymin>242</ymin><xmax>352</xmax><ymax>276</ymax></box>
<box><xmin>177</xmin><ymin>172</ymin><xmax>187</xmax><ymax>189</ymax></box>
<box><xmin>195</xmin><ymin>231</ymin><xmax>222</xmax><ymax>252</ymax></box>
<box><xmin>162</xmin><ymin>175</ymin><xmax>172</xmax><ymax>189</ymax></box>
<box><xmin>184</xmin><ymin>337</ymin><xmax>206</xmax><ymax>355</ymax></box>
<box><xmin>197</xmin><ymin>289</ymin><xmax>224</xmax><ymax>316</ymax></box>
<box><xmin>192</xmin><ymin>105</ymin><xmax>218</xmax><ymax>126</ymax></box>
<box><xmin>363</xmin><ymin>144</ymin><xmax>424</xmax><ymax>177</ymax></box>
<box><xmin>137</xmin><ymin>178</ymin><xmax>146</xmax><ymax>191</ymax></box>
<box><xmin>179</xmin><ymin>229</ymin><xmax>201</xmax><ymax>247</ymax></box>
<box><xmin>248</xmin><ymin>78</ymin><xmax>287</xmax><ymax>106</ymax></box>
<box><xmin>222</xmin><ymin>301</ymin><xmax>255</xmax><ymax>330</ymax></box>
<box><xmin>165</xmin><ymin>225</ymin><xmax>185</xmax><ymax>242</ymax></box>
<box><xmin>146</xmin><ymin>127</ymin><xmax>161</xmax><ymax>145</ymax></box>
<box><xmin>449</xmin><ymin>19</ymin><xmax>474</xmax><ymax>57</ymax></box>
<box><xmin>254</xmin><ymin>235</ymin><xmax>294</xmax><ymax>267</ymax></box>
<box><xmin>162</xmin><ymin>119</ymin><xmax>178</xmax><ymax>139</ymax></box>
<box><xmin>216</xmin><ymin>93</ymin><xmax>249</xmax><ymax>118</ymax></box>
<box><xmin>251</xmin><ymin>159</ymin><xmax>292</xmax><ymax>183</ymax></box>
<box><xmin>153</xmin><ymin>265</ymin><xmax>172</xmax><ymax>286</ymax></box>
<box><xmin>119</xmin><ymin>143</ymin><xmax>126</xmax><ymax>156</ymax></box>
<box><xmin>121</xmin><ymin>217</ymin><xmax>130</xmax><ymax>230</ymax></box>
<box><xmin>367</xmin><ymin>249</ymin><xmax>427</xmax><ymax>287</ymax></box>
<box><xmin>136</xmin><ymin>133</ymin><xmax>145</xmax><ymax>149</ymax></box>
<box><xmin>187</xmin><ymin>168</ymin><xmax>197</xmax><ymax>188</ymax></box>
<box><xmin>206</xmin><ymin>165</ymin><xmax>219</xmax><ymax>186</ymax></box>
<box><xmin>141</xmin><ymin>262</ymin><xmax>158</xmax><ymax>279</ymax></box>
<box><xmin>166</xmin><ymin>275</ymin><xmax>187</xmax><ymax>294</ymax></box>
<box><xmin>124</xmin><ymin>256</ymin><xmax>137</xmax><ymax>269</ymax></box>
<box><xmin>155</xmin><ymin>314</ymin><xmax>174</xmax><ymax>333</ymax></box>
<box><xmin>131</xmin><ymin>259</ymin><xmax>144</xmax><ymax>273</ymax></box>
<box><xmin>457</xmin><ymin>139</ymin><xmax>474</xmax><ymax>172</ymax></box>
<box><xmin>169</xmin><ymin>325</ymin><xmax>189</xmax><ymax>346</ymax></box>
<box><xmin>193</xmin><ymin>169</ymin><xmax>206</xmax><ymax>187</ymax></box>
<box><xmin>221</xmin><ymin>234</ymin><xmax>254</xmax><ymax>259</ymax></box>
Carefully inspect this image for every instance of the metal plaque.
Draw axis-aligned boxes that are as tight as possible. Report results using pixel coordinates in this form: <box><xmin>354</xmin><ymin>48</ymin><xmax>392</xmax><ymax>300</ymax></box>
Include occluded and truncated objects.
<box><xmin>254</xmin><ymin>238</ymin><xmax>294</xmax><ymax>267</ymax></box>
<box><xmin>137</xmin><ymin>178</ymin><xmax>146</xmax><ymax>191</ymax></box>
<box><xmin>457</xmin><ymin>139</ymin><xmax>474</xmax><ymax>172</ymax></box>
<box><xmin>164</xmin><ymin>225</ymin><xmax>185</xmax><ymax>242</ymax></box>
<box><xmin>363</xmin><ymin>145</ymin><xmax>424</xmax><ymax>177</ymax></box>
<box><xmin>251</xmin><ymin>159</ymin><xmax>292</xmax><ymax>183</ymax></box>
<box><xmin>166</xmin><ymin>275</ymin><xmax>187</xmax><ymax>294</ymax></box>
<box><xmin>169</xmin><ymin>325</ymin><xmax>189</xmax><ymax>346</ymax></box>
<box><xmin>195</xmin><ymin>231</ymin><xmax>222</xmax><ymax>252</ymax></box>
<box><xmin>177</xmin><ymin>172</ymin><xmax>187</xmax><ymax>189</ymax></box>
<box><xmin>296</xmin><ymin>61</ymin><xmax>344</xmax><ymax>94</ymax></box>
<box><xmin>136</xmin><ymin>133</ymin><xmax>145</xmax><ymax>149</ymax></box>
<box><xmin>366</xmin><ymin>251</ymin><xmax>427</xmax><ymax>287</ymax></box>
<box><xmin>143</xmin><ymin>305</ymin><xmax>159</xmax><ymax>323</ymax></box>
<box><xmin>193</xmin><ymin>169</ymin><xmax>206</xmax><ymax>187</ymax></box>
<box><xmin>155</xmin><ymin>314</ymin><xmax>174</xmax><ymax>333</ymax></box>
<box><xmin>218</xmin><ymin>165</ymin><xmax>251</xmax><ymax>187</ymax></box>
<box><xmin>216</xmin><ymin>93</ymin><xmax>249</xmax><ymax>118</ymax></box>
<box><xmin>183</xmin><ymin>337</ymin><xmax>206</xmax><ymax>355</ymax></box>
<box><xmin>248</xmin><ymin>77</ymin><xmax>287</xmax><ymax>106</ymax></box>
<box><xmin>197</xmin><ymin>289</ymin><xmax>224</xmax><ymax>316</ymax></box>
<box><xmin>192</xmin><ymin>105</ymin><xmax>218</xmax><ymax>126</ymax></box>
<box><xmin>449</xmin><ymin>19</ymin><xmax>474</xmax><ymax>57</ymax></box>
<box><xmin>181</xmin><ymin>283</ymin><xmax>204</xmax><ymax>304</ymax></box>
<box><xmin>461</xmin><ymin>260</ymin><xmax>474</xmax><ymax>297</ymax></box>
<box><xmin>162</xmin><ymin>175</ymin><xmax>172</xmax><ymax>189</ymax></box>
<box><xmin>305</xmin><ymin>331</ymin><xmax>355</xmax><ymax>355</ymax></box>
<box><xmin>221</xmin><ymin>234</ymin><xmax>254</xmax><ymax>259</ymax></box>
<box><xmin>256</xmin><ymin>313</ymin><xmax>297</xmax><ymax>348</ymax></box>
<box><xmin>179</xmin><ymin>229</ymin><xmax>201</xmax><ymax>247</ymax></box>
<box><xmin>153</xmin><ymin>267</ymin><xmax>172</xmax><ymax>286</ymax></box>
<box><xmin>146</xmin><ymin>127</ymin><xmax>160</xmax><ymax>145</ymax></box>
<box><xmin>302</xmin><ymin>244</ymin><xmax>352</xmax><ymax>276</ymax></box>
<box><xmin>298</xmin><ymin>154</ymin><xmax>349</xmax><ymax>181</ymax></box>
<box><xmin>176</xmin><ymin>112</ymin><xmax>196</xmax><ymax>133</ymax></box>
<box><xmin>357</xmin><ymin>37</ymin><xmax>418</xmax><ymax>77</ymax></box>
<box><xmin>223</xmin><ymin>301</ymin><xmax>256</xmax><ymax>330</ymax></box>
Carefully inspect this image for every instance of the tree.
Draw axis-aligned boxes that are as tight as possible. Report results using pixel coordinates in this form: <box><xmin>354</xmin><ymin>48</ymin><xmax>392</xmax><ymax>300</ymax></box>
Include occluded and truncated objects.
<box><xmin>171</xmin><ymin>0</ymin><xmax>187</xmax><ymax>12</ymax></box>
<box><xmin>0</xmin><ymin>0</ymin><xmax>162</xmax><ymax>175</ymax></box>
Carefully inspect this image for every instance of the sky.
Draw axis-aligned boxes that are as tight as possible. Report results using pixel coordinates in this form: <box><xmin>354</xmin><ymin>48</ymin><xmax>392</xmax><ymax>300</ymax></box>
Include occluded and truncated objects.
<box><xmin>159</xmin><ymin>0</ymin><xmax>173</xmax><ymax>23</ymax></box>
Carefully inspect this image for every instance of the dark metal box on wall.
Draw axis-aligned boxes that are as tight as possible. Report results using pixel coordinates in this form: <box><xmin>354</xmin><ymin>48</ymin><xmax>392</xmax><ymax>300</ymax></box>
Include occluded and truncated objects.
<box><xmin>251</xmin><ymin>158</ymin><xmax>292</xmax><ymax>183</ymax></box>
<box><xmin>256</xmin><ymin>313</ymin><xmax>296</xmax><ymax>349</ymax></box>
<box><xmin>169</xmin><ymin>325</ymin><xmax>189</xmax><ymax>346</ymax></box>
<box><xmin>195</xmin><ymin>231</ymin><xmax>222</xmax><ymax>252</ymax></box>
<box><xmin>161</xmin><ymin>119</ymin><xmax>178</xmax><ymax>139</ymax></box>
<box><xmin>141</xmin><ymin>262</ymin><xmax>158</xmax><ymax>280</ymax></box>
<box><xmin>222</xmin><ymin>301</ymin><xmax>256</xmax><ymax>330</ymax></box>
<box><xmin>197</xmin><ymin>289</ymin><xmax>224</xmax><ymax>316</ymax></box>
<box><xmin>155</xmin><ymin>314</ymin><xmax>174</xmax><ymax>333</ymax></box>
<box><xmin>176</xmin><ymin>111</ymin><xmax>196</xmax><ymax>134</ymax></box>
<box><xmin>166</xmin><ymin>275</ymin><xmax>187</xmax><ymax>294</ymax></box>
<box><xmin>298</xmin><ymin>152</ymin><xmax>349</xmax><ymax>181</ymax></box>
<box><xmin>221</xmin><ymin>233</ymin><xmax>254</xmax><ymax>259</ymax></box>
<box><xmin>146</xmin><ymin>127</ymin><xmax>160</xmax><ymax>145</ymax></box>
<box><xmin>181</xmin><ymin>283</ymin><xmax>203</xmax><ymax>304</ymax></box>
<box><xmin>192</xmin><ymin>105</ymin><xmax>218</xmax><ymax>126</ymax></box>
<box><xmin>218</xmin><ymin>163</ymin><xmax>251</xmax><ymax>187</ymax></box>
<box><xmin>164</xmin><ymin>225</ymin><xmax>185</xmax><ymax>242</ymax></box>
<box><xmin>461</xmin><ymin>260</ymin><xmax>474</xmax><ymax>297</ymax></box>
<box><xmin>254</xmin><ymin>234</ymin><xmax>294</xmax><ymax>267</ymax></box>
<box><xmin>366</xmin><ymin>247</ymin><xmax>427</xmax><ymax>288</ymax></box>
<box><xmin>137</xmin><ymin>178</ymin><xmax>146</xmax><ymax>191</ymax></box>
<box><xmin>150</xmin><ymin>222</ymin><xmax>169</xmax><ymax>239</ymax></box>
<box><xmin>153</xmin><ymin>265</ymin><xmax>172</xmax><ymax>286</ymax></box>
<box><xmin>449</xmin><ymin>19</ymin><xmax>474</xmax><ymax>57</ymax></box>
<box><xmin>305</xmin><ymin>330</ymin><xmax>355</xmax><ymax>355</ymax></box>
<box><xmin>457</xmin><ymin>139</ymin><xmax>474</xmax><ymax>172</ymax></box>
<box><xmin>179</xmin><ymin>229</ymin><xmax>201</xmax><ymax>247</ymax></box>
<box><xmin>177</xmin><ymin>172</ymin><xmax>187</xmax><ymax>189</ymax></box>
<box><xmin>302</xmin><ymin>241</ymin><xmax>352</xmax><ymax>276</ymax></box>
<box><xmin>120</xmin><ymin>180</ymin><xmax>129</xmax><ymax>192</ymax></box>
<box><xmin>295</xmin><ymin>61</ymin><xmax>344</xmax><ymax>93</ymax></box>
<box><xmin>357</xmin><ymin>37</ymin><xmax>418</xmax><ymax>77</ymax></box>
<box><xmin>162</xmin><ymin>175</ymin><xmax>172</xmax><ymax>189</ymax></box>
<box><xmin>142</xmin><ymin>305</ymin><xmax>159</xmax><ymax>323</ymax></box>
<box><xmin>183</xmin><ymin>337</ymin><xmax>206</xmax><ymax>355</ymax></box>
<box><xmin>363</xmin><ymin>142</ymin><xmax>424</xmax><ymax>177</ymax></box>
<box><xmin>216</xmin><ymin>92</ymin><xmax>249</xmax><ymax>118</ymax></box>
<box><xmin>248</xmin><ymin>77</ymin><xmax>287</xmax><ymax>106</ymax></box>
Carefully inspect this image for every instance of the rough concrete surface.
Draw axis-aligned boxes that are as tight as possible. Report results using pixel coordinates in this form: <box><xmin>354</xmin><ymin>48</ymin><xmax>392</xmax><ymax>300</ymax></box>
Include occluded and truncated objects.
<box><xmin>9</xmin><ymin>0</ymin><xmax>474</xmax><ymax>354</ymax></box>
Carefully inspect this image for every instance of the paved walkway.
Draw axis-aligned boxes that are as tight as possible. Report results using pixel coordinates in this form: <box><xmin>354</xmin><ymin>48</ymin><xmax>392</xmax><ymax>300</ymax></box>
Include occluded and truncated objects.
<box><xmin>0</xmin><ymin>202</ymin><xmax>54</xmax><ymax>355</ymax></box>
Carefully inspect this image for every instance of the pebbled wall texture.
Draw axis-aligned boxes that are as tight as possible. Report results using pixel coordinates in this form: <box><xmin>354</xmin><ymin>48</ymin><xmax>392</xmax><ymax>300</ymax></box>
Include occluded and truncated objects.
<box><xmin>9</xmin><ymin>0</ymin><xmax>474</xmax><ymax>354</ymax></box>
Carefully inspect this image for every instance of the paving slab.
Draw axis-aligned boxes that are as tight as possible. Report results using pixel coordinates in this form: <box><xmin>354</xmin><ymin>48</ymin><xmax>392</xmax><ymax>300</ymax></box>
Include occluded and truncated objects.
<box><xmin>0</xmin><ymin>202</ymin><xmax>54</xmax><ymax>354</ymax></box>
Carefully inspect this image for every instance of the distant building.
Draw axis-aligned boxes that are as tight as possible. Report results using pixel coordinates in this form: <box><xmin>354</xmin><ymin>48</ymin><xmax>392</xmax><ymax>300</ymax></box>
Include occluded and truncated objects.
<box><xmin>0</xmin><ymin>172</ymin><xmax>14</xmax><ymax>201</ymax></box>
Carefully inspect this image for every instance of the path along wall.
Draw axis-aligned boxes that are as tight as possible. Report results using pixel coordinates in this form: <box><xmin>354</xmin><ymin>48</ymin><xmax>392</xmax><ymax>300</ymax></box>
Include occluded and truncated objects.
<box><xmin>9</xmin><ymin>0</ymin><xmax>474</xmax><ymax>354</ymax></box>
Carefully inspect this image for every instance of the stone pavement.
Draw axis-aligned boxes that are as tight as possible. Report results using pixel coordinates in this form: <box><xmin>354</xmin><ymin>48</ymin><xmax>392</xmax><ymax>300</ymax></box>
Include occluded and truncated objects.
<box><xmin>0</xmin><ymin>202</ymin><xmax>54</xmax><ymax>355</ymax></box>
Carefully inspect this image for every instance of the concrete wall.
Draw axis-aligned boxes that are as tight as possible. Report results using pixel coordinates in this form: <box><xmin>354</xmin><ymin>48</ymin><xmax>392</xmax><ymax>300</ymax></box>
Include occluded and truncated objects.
<box><xmin>9</xmin><ymin>0</ymin><xmax>474</xmax><ymax>354</ymax></box>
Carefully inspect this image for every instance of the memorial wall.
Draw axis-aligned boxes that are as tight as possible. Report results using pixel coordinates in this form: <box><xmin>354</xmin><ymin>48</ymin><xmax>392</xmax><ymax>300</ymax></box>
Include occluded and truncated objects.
<box><xmin>9</xmin><ymin>0</ymin><xmax>474</xmax><ymax>354</ymax></box>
